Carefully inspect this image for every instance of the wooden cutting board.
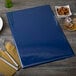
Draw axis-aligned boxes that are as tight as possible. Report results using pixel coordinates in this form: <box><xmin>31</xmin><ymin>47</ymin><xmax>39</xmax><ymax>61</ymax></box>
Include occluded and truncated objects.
<box><xmin>0</xmin><ymin>50</ymin><xmax>17</xmax><ymax>67</ymax></box>
<box><xmin>0</xmin><ymin>58</ymin><xmax>16</xmax><ymax>76</ymax></box>
<box><xmin>5</xmin><ymin>42</ymin><xmax>21</xmax><ymax>69</ymax></box>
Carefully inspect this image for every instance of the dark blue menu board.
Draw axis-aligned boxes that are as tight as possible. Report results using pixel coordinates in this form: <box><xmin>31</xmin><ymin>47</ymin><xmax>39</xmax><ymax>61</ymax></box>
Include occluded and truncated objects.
<box><xmin>6</xmin><ymin>5</ymin><xmax>74</xmax><ymax>68</ymax></box>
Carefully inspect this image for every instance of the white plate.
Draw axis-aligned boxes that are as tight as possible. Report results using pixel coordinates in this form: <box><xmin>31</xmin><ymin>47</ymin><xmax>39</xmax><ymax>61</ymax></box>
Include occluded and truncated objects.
<box><xmin>55</xmin><ymin>5</ymin><xmax>72</xmax><ymax>18</ymax></box>
<box><xmin>0</xmin><ymin>17</ymin><xmax>3</xmax><ymax>31</ymax></box>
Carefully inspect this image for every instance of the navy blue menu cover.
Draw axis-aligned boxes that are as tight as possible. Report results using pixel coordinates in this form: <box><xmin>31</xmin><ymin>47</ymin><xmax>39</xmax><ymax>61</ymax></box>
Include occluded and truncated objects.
<box><xmin>6</xmin><ymin>5</ymin><xmax>74</xmax><ymax>68</ymax></box>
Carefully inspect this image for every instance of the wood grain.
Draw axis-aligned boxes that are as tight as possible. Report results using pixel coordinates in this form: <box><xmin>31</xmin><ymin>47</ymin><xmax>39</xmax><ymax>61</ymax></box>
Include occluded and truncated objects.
<box><xmin>0</xmin><ymin>0</ymin><xmax>76</xmax><ymax>76</ymax></box>
<box><xmin>0</xmin><ymin>57</ymin><xmax>16</xmax><ymax>76</ymax></box>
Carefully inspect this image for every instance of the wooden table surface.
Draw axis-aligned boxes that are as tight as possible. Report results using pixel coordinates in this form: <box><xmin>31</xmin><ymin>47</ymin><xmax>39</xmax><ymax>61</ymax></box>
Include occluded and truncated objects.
<box><xmin>0</xmin><ymin>0</ymin><xmax>76</xmax><ymax>76</ymax></box>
